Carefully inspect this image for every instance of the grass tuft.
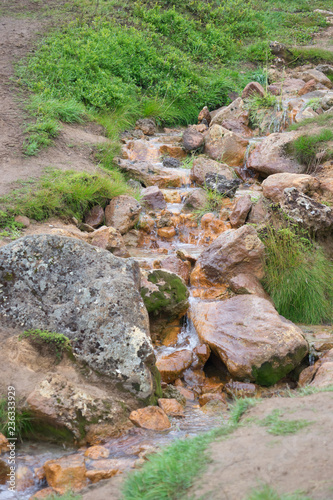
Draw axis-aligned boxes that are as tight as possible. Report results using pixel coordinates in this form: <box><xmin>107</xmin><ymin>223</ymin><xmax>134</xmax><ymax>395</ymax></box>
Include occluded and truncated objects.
<box><xmin>259</xmin><ymin>409</ymin><xmax>312</xmax><ymax>436</ymax></box>
<box><xmin>288</xmin><ymin>129</ymin><xmax>333</xmax><ymax>169</ymax></box>
<box><xmin>0</xmin><ymin>169</ymin><xmax>135</xmax><ymax>222</ymax></box>
<box><xmin>0</xmin><ymin>398</ymin><xmax>33</xmax><ymax>442</ymax></box>
<box><xmin>246</xmin><ymin>485</ymin><xmax>312</xmax><ymax>500</ymax></box>
<box><xmin>260</xmin><ymin>224</ymin><xmax>333</xmax><ymax>324</ymax></box>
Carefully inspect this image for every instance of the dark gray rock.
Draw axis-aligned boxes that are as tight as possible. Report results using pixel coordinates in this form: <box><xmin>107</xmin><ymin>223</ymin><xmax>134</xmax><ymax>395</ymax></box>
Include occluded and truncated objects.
<box><xmin>205</xmin><ymin>173</ymin><xmax>241</xmax><ymax>197</ymax></box>
<box><xmin>0</xmin><ymin>235</ymin><xmax>155</xmax><ymax>399</ymax></box>
<box><xmin>162</xmin><ymin>157</ymin><xmax>181</xmax><ymax>169</ymax></box>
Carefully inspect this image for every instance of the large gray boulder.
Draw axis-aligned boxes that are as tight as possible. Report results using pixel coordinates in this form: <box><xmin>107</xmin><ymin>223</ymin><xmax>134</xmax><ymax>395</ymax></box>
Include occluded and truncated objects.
<box><xmin>0</xmin><ymin>235</ymin><xmax>155</xmax><ymax>399</ymax></box>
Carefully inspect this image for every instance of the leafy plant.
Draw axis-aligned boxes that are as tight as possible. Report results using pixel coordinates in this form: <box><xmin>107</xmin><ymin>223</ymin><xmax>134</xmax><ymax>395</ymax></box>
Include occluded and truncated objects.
<box><xmin>19</xmin><ymin>329</ymin><xmax>72</xmax><ymax>360</ymax></box>
<box><xmin>0</xmin><ymin>398</ymin><xmax>33</xmax><ymax>442</ymax></box>
<box><xmin>260</xmin><ymin>225</ymin><xmax>333</xmax><ymax>324</ymax></box>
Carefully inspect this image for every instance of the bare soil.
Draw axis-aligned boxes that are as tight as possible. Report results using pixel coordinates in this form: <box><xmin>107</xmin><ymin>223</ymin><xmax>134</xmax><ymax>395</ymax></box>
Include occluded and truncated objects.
<box><xmin>0</xmin><ymin>1</ymin><xmax>107</xmax><ymax>197</ymax></box>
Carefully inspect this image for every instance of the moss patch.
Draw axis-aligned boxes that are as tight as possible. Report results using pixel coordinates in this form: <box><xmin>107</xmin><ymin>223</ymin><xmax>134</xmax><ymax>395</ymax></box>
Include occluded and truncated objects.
<box><xmin>141</xmin><ymin>270</ymin><xmax>189</xmax><ymax>317</ymax></box>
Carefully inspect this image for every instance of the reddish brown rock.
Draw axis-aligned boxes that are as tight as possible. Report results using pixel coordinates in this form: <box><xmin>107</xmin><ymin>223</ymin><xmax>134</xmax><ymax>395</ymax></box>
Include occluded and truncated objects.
<box><xmin>161</xmin><ymin>189</ymin><xmax>182</xmax><ymax>203</ymax></box>
<box><xmin>14</xmin><ymin>215</ymin><xmax>30</xmax><ymax>228</ymax></box>
<box><xmin>0</xmin><ymin>433</ymin><xmax>9</xmax><ymax>455</ymax></box>
<box><xmin>199</xmin><ymin>392</ymin><xmax>228</xmax><ymax>407</ymax></box>
<box><xmin>29</xmin><ymin>487</ymin><xmax>56</xmax><ymax>499</ymax></box>
<box><xmin>191</xmin><ymin>225</ymin><xmax>265</xmax><ymax>289</ymax></box>
<box><xmin>182</xmin><ymin>127</ymin><xmax>205</xmax><ymax>151</ymax></box>
<box><xmin>105</xmin><ymin>195</ymin><xmax>141</xmax><ymax>234</ymax></box>
<box><xmin>84</xmin><ymin>445</ymin><xmax>110</xmax><ymax>460</ymax></box>
<box><xmin>193</xmin><ymin>344</ymin><xmax>211</xmax><ymax>369</ymax></box>
<box><xmin>198</xmin><ymin>106</ymin><xmax>212</xmax><ymax>125</ymax></box>
<box><xmin>156</xmin><ymin>350</ymin><xmax>193</xmax><ymax>383</ymax></box>
<box><xmin>158</xmin><ymin>398</ymin><xmax>185</xmax><ymax>417</ymax></box>
<box><xmin>84</xmin><ymin>205</ymin><xmax>104</xmax><ymax>228</ymax></box>
<box><xmin>157</xmin><ymin>226</ymin><xmax>176</xmax><ymax>239</ymax></box>
<box><xmin>242</xmin><ymin>81</ymin><xmax>265</xmax><ymax>99</ymax></box>
<box><xmin>190</xmin><ymin>156</ymin><xmax>234</xmax><ymax>185</ymax></box>
<box><xmin>89</xmin><ymin>226</ymin><xmax>130</xmax><ymax>257</ymax></box>
<box><xmin>229</xmin><ymin>195</ymin><xmax>252</xmax><ymax>228</ymax></box>
<box><xmin>224</xmin><ymin>381</ymin><xmax>260</xmax><ymax>398</ymax></box>
<box><xmin>204</xmin><ymin>125</ymin><xmax>249</xmax><ymax>167</ymax></box>
<box><xmin>247</xmin><ymin>197</ymin><xmax>269</xmax><ymax>225</ymax></box>
<box><xmin>298</xmin><ymin>79</ymin><xmax>318</xmax><ymax>96</ymax></box>
<box><xmin>210</xmin><ymin>98</ymin><xmax>246</xmax><ymax>127</ymax></box>
<box><xmin>229</xmin><ymin>273</ymin><xmax>272</xmax><ymax>301</ymax></box>
<box><xmin>298</xmin><ymin>365</ymin><xmax>317</xmax><ymax>386</ymax></box>
<box><xmin>191</xmin><ymin>295</ymin><xmax>309</xmax><ymax>385</ymax></box>
<box><xmin>247</xmin><ymin>131</ymin><xmax>304</xmax><ymax>176</ymax></box>
<box><xmin>182</xmin><ymin>188</ymin><xmax>208</xmax><ymax>212</ymax></box>
<box><xmin>44</xmin><ymin>454</ymin><xmax>87</xmax><ymax>494</ymax></box>
<box><xmin>159</xmin><ymin>145</ymin><xmax>186</xmax><ymax>159</ymax></box>
<box><xmin>262</xmin><ymin>173</ymin><xmax>320</xmax><ymax>202</ymax></box>
<box><xmin>176</xmin><ymin>387</ymin><xmax>195</xmax><ymax>400</ymax></box>
<box><xmin>135</xmin><ymin>118</ymin><xmax>156</xmax><ymax>136</ymax></box>
<box><xmin>0</xmin><ymin>458</ymin><xmax>10</xmax><ymax>485</ymax></box>
<box><xmin>141</xmin><ymin>186</ymin><xmax>166</xmax><ymax>210</ymax></box>
<box><xmin>302</xmin><ymin>69</ymin><xmax>332</xmax><ymax>88</ymax></box>
<box><xmin>129</xmin><ymin>406</ymin><xmax>171</xmax><ymax>430</ymax></box>
<box><xmin>311</xmin><ymin>361</ymin><xmax>333</xmax><ymax>388</ymax></box>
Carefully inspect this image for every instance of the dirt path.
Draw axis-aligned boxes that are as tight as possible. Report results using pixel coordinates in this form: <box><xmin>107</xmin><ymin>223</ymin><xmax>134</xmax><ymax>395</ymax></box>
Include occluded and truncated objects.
<box><xmin>190</xmin><ymin>392</ymin><xmax>333</xmax><ymax>500</ymax></box>
<box><xmin>0</xmin><ymin>1</ymin><xmax>107</xmax><ymax>197</ymax></box>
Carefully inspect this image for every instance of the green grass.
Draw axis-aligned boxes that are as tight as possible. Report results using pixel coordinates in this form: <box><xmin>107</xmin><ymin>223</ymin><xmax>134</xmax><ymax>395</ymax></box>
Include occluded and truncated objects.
<box><xmin>0</xmin><ymin>398</ymin><xmax>33</xmax><ymax>442</ymax></box>
<box><xmin>289</xmin><ymin>112</ymin><xmax>333</xmax><ymax>131</ymax></box>
<box><xmin>19</xmin><ymin>329</ymin><xmax>72</xmax><ymax>361</ymax></box>
<box><xmin>289</xmin><ymin>47</ymin><xmax>333</xmax><ymax>66</ymax></box>
<box><xmin>288</xmin><ymin>129</ymin><xmax>333</xmax><ymax>169</ymax></box>
<box><xmin>0</xmin><ymin>210</ymin><xmax>24</xmax><ymax>239</ymax></box>
<box><xmin>0</xmin><ymin>169</ymin><xmax>135</xmax><ymax>222</ymax></box>
<box><xmin>244</xmin><ymin>92</ymin><xmax>279</xmax><ymax>131</ymax></box>
<box><xmin>45</xmin><ymin>494</ymin><xmax>82</xmax><ymax>500</ymax></box>
<box><xmin>260</xmin><ymin>225</ymin><xmax>333</xmax><ymax>324</ymax></box>
<box><xmin>246</xmin><ymin>485</ymin><xmax>312</xmax><ymax>500</ymax></box>
<box><xmin>15</xmin><ymin>0</ymin><xmax>333</xmax><ymax>155</ymax></box>
<box><xmin>259</xmin><ymin>409</ymin><xmax>312</xmax><ymax>436</ymax></box>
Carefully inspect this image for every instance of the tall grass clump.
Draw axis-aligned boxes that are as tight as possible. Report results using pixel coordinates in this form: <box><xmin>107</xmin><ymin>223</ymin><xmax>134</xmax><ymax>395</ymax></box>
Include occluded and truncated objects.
<box><xmin>1</xmin><ymin>169</ymin><xmax>135</xmax><ymax>222</ymax></box>
<box><xmin>0</xmin><ymin>398</ymin><xmax>33</xmax><ymax>442</ymax></box>
<box><xmin>288</xmin><ymin>129</ymin><xmax>333</xmax><ymax>169</ymax></box>
<box><xmin>261</xmin><ymin>225</ymin><xmax>333</xmax><ymax>324</ymax></box>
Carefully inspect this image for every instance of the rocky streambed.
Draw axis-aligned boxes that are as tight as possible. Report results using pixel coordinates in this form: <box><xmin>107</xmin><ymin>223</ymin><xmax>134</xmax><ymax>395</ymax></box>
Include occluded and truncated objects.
<box><xmin>1</xmin><ymin>64</ymin><xmax>333</xmax><ymax>499</ymax></box>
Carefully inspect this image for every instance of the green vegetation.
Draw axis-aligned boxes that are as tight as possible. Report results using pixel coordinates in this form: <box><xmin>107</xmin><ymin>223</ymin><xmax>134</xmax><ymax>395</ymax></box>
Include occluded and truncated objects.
<box><xmin>45</xmin><ymin>493</ymin><xmax>82</xmax><ymax>500</ymax></box>
<box><xmin>19</xmin><ymin>329</ymin><xmax>72</xmax><ymax>361</ymax></box>
<box><xmin>0</xmin><ymin>210</ymin><xmax>24</xmax><ymax>239</ymax></box>
<box><xmin>244</xmin><ymin>92</ymin><xmax>278</xmax><ymax>131</ymax></box>
<box><xmin>259</xmin><ymin>409</ymin><xmax>312</xmax><ymax>436</ymax></box>
<box><xmin>0</xmin><ymin>169</ymin><xmax>134</xmax><ymax>222</ymax></box>
<box><xmin>288</xmin><ymin>129</ymin><xmax>333</xmax><ymax>169</ymax></box>
<box><xmin>289</xmin><ymin>47</ymin><xmax>333</xmax><ymax>66</ymax></box>
<box><xmin>0</xmin><ymin>398</ymin><xmax>33</xmax><ymax>442</ymax></box>
<box><xmin>246</xmin><ymin>485</ymin><xmax>312</xmax><ymax>500</ymax></box>
<box><xmin>261</xmin><ymin>225</ymin><xmax>333</xmax><ymax>324</ymax></box>
<box><xmin>194</xmin><ymin>185</ymin><xmax>230</xmax><ymax>220</ymax></box>
<box><xmin>16</xmin><ymin>0</ymin><xmax>333</xmax><ymax>155</ymax></box>
<box><xmin>289</xmin><ymin>112</ymin><xmax>333</xmax><ymax>131</ymax></box>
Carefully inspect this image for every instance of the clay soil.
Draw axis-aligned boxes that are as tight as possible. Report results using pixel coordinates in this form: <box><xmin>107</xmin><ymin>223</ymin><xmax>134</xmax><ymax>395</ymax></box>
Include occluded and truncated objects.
<box><xmin>0</xmin><ymin>0</ymin><xmax>107</xmax><ymax>197</ymax></box>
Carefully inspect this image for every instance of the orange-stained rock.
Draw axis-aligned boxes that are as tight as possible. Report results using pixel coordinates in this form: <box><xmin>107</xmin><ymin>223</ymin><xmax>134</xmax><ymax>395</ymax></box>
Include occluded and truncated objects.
<box><xmin>191</xmin><ymin>296</ymin><xmax>309</xmax><ymax>385</ymax></box>
<box><xmin>158</xmin><ymin>398</ymin><xmax>185</xmax><ymax>417</ymax></box>
<box><xmin>156</xmin><ymin>350</ymin><xmax>193</xmax><ymax>383</ymax></box>
<box><xmin>86</xmin><ymin>469</ymin><xmax>117</xmax><ymax>483</ymax></box>
<box><xmin>122</xmin><ymin>140</ymin><xmax>161</xmax><ymax>162</ymax></box>
<box><xmin>204</xmin><ymin>124</ymin><xmax>249</xmax><ymax>167</ymax></box>
<box><xmin>29</xmin><ymin>487</ymin><xmax>56</xmax><ymax>499</ymax></box>
<box><xmin>198</xmin><ymin>106</ymin><xmax>212</xmax><ymax>125</ymax></box>
<box><xmin>190</xmin><ymin>263</ymin><xmax>231</xmax><ymax>300</ymax></box>
<box><xmin>190</xmin><ymin>225</ymin><xmax>265</xmax><ymax>290</ymax></box>
<box><xmin>138</xmin><ymin>214</ymin><xmax>155</xmax><ymax>233</ymax></box>
<box><xmin>298</xmin><ymin>365</ymin><xmax>317</xmax><ymax>386</ymax></box>
<box><xmin>298</xmin><ymin>79</ymin><xmax>318</xmax><ymax>96</ymax></box>
<box><xmin>262</xmin><ymin>173</ymin><xmax>320</xmax><ymax>203</ymax></box>
<box><xmin>34</xmin><ymin>466</ymin><xmax>45</xmax><ymax>482</ymax></box>
<box><xmin>88</xmin><ymin>226</ymin><xmax>130</xmax><ymax>257</ymax></box>
<box><xmin>129</xmin><ymin>406</ymin><xmax>171</xmax><ymax>430</ymax></box>
<box><xmin>0</xmin><ymin>458</ymin><xmax>10</xmax><ymax>485</ymax></box>
<box><xmin>224</xmin><ymin>381</ymin><xmax>260</xmax><ymax>398</ymax></box>
<box><xmin>176</xmin><ymin>387</ymin><xmax>195</xmax><ymax>400</ymax></box>
<box><xmin>161</xmin><ymin>322</ymin><xmax>182</xmax><ymax>347</ymax></box>
<box><xmin>43</xmin><ymin>454</ymin><xmax>87</xmax><ymax>494</ymax></box>
<box><xmin>85</xmin><ymin>421</ymin><xmax>133</xmax><ymax>446</ymax></box>
<box><xmin>0</xmin><ymin>433</ymin><xmax>9</xmax><ymax>455</ymax></box>
<box><xmin>199</xmin><ymin>392</ymin><xmax>228</xmax><ymax>407</ymax></box>
<box><xmin>183</xmin><ymin>369</ymin><xmax>207</xmax><ymax>390</ymax></box>
<box><xmin>159</xmin><ymin>145</ymin><xmax>187</xmax><ymax>159</ymax></box>
<box><xmin>157</xmin><ymin>227</ymin><xmax>176</xmax><ymax>239</ymax></box>
<box><xmin>193</xmin><ymin>344</ymin><xmax>211</xmax><ymax>369</ymax></box>
<box><xmin>201</xmin><ymin>381</ymin><xmax>224</xmax><ymax>395</ymax></box>
<box><xmin>161</xmin><ymin>190</ymin><xmax>182</xmax><ymax>203</ymax></box>
<box><xmin>84</xmin><ymin>445</ymin><xmax>110</xmax><ymax>460</ymax></box>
